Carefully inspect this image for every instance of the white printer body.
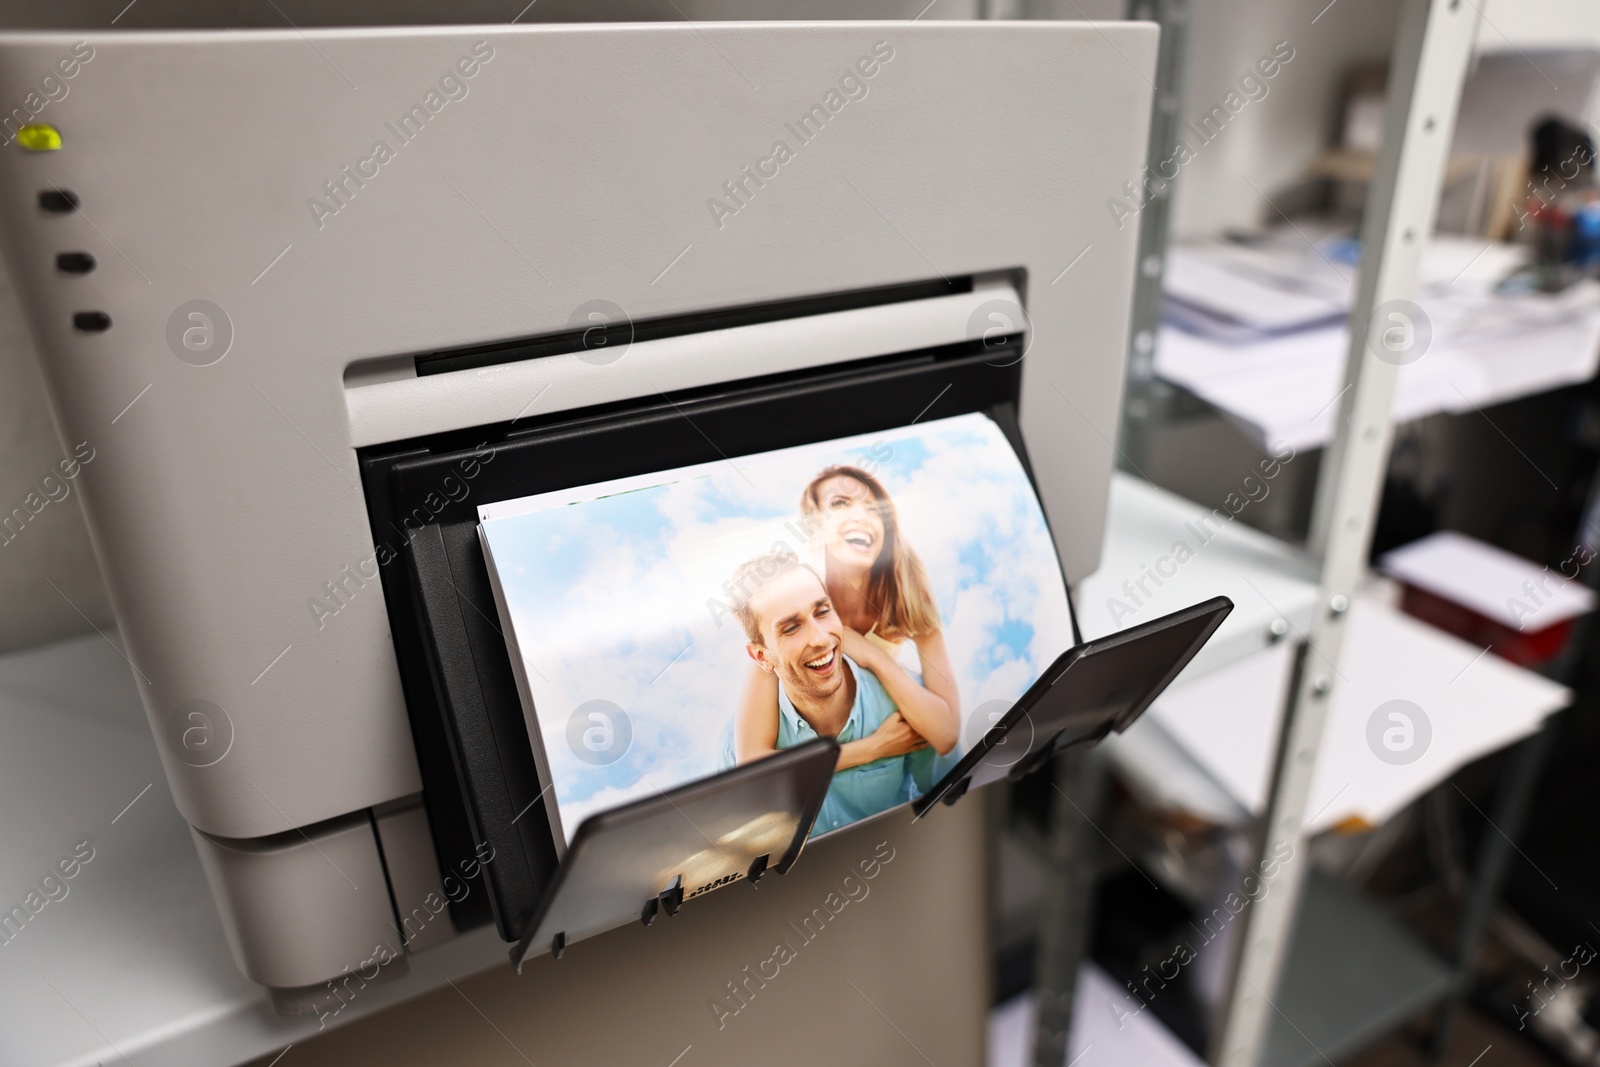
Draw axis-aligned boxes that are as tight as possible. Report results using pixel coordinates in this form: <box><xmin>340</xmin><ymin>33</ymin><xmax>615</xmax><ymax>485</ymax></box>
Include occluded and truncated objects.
<box><xmin>0</xmin><ymin>21</ymin><xmax>1154</xmax><ymax>999</ymax></box>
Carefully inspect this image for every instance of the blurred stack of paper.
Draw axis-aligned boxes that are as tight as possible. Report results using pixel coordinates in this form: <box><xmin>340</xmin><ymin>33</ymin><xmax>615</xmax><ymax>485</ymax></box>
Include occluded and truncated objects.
<box><xmin>1155</xmin><ymin>233</ymin><xmax>1600</xmax><ymax>452</ymax></box>
<box><xmin>1163</xmin><ymin>245</ymin><xmax>1347</xmax><ymax>342</ymax></box>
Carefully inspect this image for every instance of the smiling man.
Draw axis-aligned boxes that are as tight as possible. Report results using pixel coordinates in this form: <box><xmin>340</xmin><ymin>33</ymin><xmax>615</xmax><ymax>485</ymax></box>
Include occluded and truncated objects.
<box><xmin>721</xmin><ymin>551</ymin><xmax>928</xmax><ymax>835</ymax></box>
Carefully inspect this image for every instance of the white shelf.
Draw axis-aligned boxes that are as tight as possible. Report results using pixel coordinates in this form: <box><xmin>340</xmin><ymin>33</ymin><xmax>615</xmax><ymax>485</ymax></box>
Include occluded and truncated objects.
<box><xmin>0</xmin><ymin>634</ymin><xmax>505</xmax><ymax>1067</ymax></box>
<box><xmin>1078</xmin><ymin>471</ymin><xmax>1321</xmax><ymax>677</ymax></box>
<box><xmin>1080</xmin><ymin>474</ymin><xmax>1565</xmax><ymax>833</ymax></box>
<box><xmin>1145</xmin><ymin>595</ymin><xmax>1566</xmax><ymax>831</ymax></box>
<box><xmin>1077</xmin><ymin>471</ymin><xmax>1318</xmax><ymax>826</ymax></box>
<box><xmin>1479</xmin><ymin>0</ymin><xmax>1600</xmax><ymax>51</ymax></box>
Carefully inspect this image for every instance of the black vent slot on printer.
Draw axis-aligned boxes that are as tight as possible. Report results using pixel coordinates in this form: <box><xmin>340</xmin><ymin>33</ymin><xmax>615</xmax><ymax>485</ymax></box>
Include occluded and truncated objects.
<box><xmin>359</xmin><ymin>329</ymin><xmax>1033</xmax><ymax>943</ymax></box>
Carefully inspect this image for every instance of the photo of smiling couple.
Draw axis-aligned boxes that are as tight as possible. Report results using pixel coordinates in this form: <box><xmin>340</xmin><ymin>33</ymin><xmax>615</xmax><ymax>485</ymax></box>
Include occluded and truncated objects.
<box><xmin>717</xmin><ymin>464</ymin><xmax>962</xmax><ymax>835</ymax></box>
<box><xmin>478</xmin><ymin>412</ymin><xmax>1078</xmax><ymax>847</ymax></box>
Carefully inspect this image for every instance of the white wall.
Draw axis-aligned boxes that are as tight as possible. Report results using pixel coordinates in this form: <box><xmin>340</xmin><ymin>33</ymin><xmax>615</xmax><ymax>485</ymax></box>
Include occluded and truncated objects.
<box><xmin>1028</xmin><ymin>0</ymin><xmax>1400</xmax><ymax>236</ymax></box>
<box><xmin>1139</xmin><ymin>0</ymin><xmax>1600</xmax><ymax>238</ymax></box>
<box><xmin>1166</xmin><ymin>0</ymin><xmax>1400</xmax><ymax>237</ymax></box>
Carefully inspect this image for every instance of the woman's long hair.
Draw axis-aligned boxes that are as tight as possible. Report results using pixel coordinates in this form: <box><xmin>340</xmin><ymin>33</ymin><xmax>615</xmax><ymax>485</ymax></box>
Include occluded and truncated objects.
<box><xmin>800</xmin><ymin>465</ymin><xmax>941</xmax><ymax>640</ymax></box>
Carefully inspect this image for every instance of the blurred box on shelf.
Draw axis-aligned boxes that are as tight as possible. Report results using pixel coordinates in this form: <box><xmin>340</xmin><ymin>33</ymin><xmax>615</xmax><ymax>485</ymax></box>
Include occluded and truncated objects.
<box><xmin>1379</xmin><ymin>530</ymin><xmax>1595</xmax><ymax>667</ymax></box>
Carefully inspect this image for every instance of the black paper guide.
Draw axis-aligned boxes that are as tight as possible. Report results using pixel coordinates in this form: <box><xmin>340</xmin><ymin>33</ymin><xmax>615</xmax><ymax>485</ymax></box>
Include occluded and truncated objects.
<box><xmin>914</xmin><ymin>596</ymin><xmax>1234</xmax><ymax>815</ymax></box>
<box><xmin>511</xmin><ymin>737</ymin><xmax>838</xmax><ymax>970</ymax></box>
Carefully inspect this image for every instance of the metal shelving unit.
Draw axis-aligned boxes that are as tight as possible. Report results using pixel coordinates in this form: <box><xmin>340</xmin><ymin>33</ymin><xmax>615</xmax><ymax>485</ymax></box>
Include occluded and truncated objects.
<box><xmin>1214</xmin><ymin>2</ymin><xmax>1480</xmax><ymax>1060</ymax></box>
<box><xmin>1027</xmin><ymin>1</ymin><xmax>1493</xmax><ymax>1064</ymax></box>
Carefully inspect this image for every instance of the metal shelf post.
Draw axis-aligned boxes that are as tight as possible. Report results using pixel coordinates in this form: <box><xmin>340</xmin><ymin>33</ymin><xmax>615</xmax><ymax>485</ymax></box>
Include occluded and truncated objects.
<box><xmin>1211</xmin><ymin>2</ymin><xmax>1481</xmax><ymax>1063</ymax></box>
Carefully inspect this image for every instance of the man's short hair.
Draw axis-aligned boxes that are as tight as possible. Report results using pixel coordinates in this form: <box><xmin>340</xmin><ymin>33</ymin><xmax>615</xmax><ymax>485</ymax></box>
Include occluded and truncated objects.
<box><xmin>729</xmin><ymin>550</ymin><xmax>825</xmax><ymax>644</ymax></box>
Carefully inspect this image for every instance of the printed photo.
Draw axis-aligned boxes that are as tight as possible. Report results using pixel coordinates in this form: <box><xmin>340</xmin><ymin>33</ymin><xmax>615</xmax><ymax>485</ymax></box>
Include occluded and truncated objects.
<box><xmin>478</xmin><ymin>412</ymin><xmax>1076</xmax><ymax>847</ymax></box>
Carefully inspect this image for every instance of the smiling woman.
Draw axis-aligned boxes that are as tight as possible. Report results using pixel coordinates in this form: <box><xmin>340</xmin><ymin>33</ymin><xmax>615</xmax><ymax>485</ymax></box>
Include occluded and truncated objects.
<box><xmin>802</xmin><ymin>464</ymin><xmax>942</xmax><ymax>640</ymax></box>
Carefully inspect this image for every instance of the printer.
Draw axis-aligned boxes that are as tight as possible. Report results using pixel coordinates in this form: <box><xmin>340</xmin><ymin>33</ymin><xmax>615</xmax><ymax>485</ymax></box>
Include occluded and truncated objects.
<box><xmin>0</xmin><ymin>20</ymin><xmax>1157</xmax><ymax>1008</ymax></box>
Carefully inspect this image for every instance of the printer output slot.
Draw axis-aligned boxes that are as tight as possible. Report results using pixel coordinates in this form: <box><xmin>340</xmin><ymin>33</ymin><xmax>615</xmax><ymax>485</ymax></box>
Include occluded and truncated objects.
<box><xmin>342</xmin><ymin>278</ymin><xmax>1023</xmax><ymax>449</ymax></box>
<box><xmin>361</xmin><ymin>336</ymin><xmax>1031</xmax><ymax>942</ymax></box>
<box><xmin>414</xmin><ymin>276</ymin><xmax>974</xmax><ymax>377</ymax></box>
